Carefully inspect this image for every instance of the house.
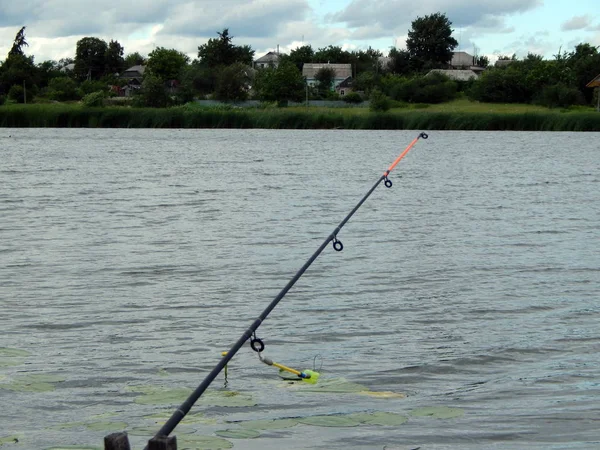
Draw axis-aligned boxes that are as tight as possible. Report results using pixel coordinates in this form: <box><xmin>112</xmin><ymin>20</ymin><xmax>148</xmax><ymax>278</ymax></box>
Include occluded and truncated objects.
<box><xmin>120</xmin><ymin>65</ymin><xmax>146</xmax><ymax>84</ymax></box>
<box><xmin>426</xmin><ymin>69</ymin><xmax>480</xmax><ymax>81</ymax></box>
<box><xmin>254</xmin><ymin>51</ymin><xmax>282</xmax><ymax>69</ymax></box>
<box><xmin>335</xmin><ymin>77</ymin><xmax>354</xmax><ymax>96</ymax></box>
<box><xmin>302</xmin><ymin>63</ymin><xmax>352</xmax><ymax>87</ymax></box>
<box><xmin>586</xmin><ymin>73</ymin><xmax>600</xmax><ymax>111</ymax></box>
<box><xmin>60</xmin><ymin>63</ymin><xmax>75</xmax><ymax>73</ymax></box>
<box><xmin>451</xmin><ymin>51</ymin><xmax>475</xmax><ymax>68</ymax></box>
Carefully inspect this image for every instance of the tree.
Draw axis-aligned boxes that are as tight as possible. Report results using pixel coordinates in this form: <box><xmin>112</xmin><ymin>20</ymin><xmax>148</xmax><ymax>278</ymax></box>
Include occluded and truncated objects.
<box><xmin>0</xmin><ymin>54</ymin><xmax>37</xmax><ymax>96</ymax></box>
<box><xmin>124</xmin><ymin>52</ymin><xmax>146</xmax><ymax>68</ymax></box>
<box><xmin>350</xmin><ymin>47</ymin><xmax>382</xmax><ymax>75</ymax></box>
<box><xmin>253</xmin><ymin>61</ymin><xmax>305</xmax><ymax>103</ymax></box>
<box><xmin>8</xmin><ymin>26</ymin><xmax>28</xmax><ymax>57</ymax></box>
<box><xmin>314</xmin><ymin>45</ymin><xmax>352</xmax><ymax>64</ymax></box>
<box><xmin>568</xmin><ymin>43</ymin><xmax>600</xmax><ymax>103</ymax></box>
<box><xmin>105</xmin><ymin>40</ymin><xmax>125</xmax><ymax>75</ymax></box>
<box><xmin>214</xmin><ymin>62</ymin><xmax>251</xmax><ymax>101</ymax></box>
<box><xmin>74</xmin><ymin>37</ymin><xmax>108</xmax><ymax>80</ymax></box>
<box><xmin>280</xmin><ymin>45</ymin><xmax>314</xmax><ymax>72</ymax></box>
<box><xmin>138</xmin><ymin>73</ymin><xmax>170</xmax><ymax>107</ymax></box>
<box><xmin>146</xmin><ymin>47</ymin><xmax>190</xmax><ymax>81</ymax></box>
<box><xmin>46</xmin><ymin>77</ymin><xmax>79</xmax><ymax>101</ymax></box>
<box><xmin>197</xmin><ymin>28</ymin><xmax>254</xmax><ymax>69</ymax></box>
<box><xmin>388</xmin><ymin>48</ymin><xmax>411</xmax><ymax>75</ymax></box>
<box><xmin>475</xmin><ymin>55</ymin><xmax>489</xmax><ymax>67</ymax></box>
<box><xmin>406</xmin><ymin>12</ymin><xmax>458</xmax><ymax>71</ymax></box>
<box><xmin>314</xmin><ymin>66</ymin><xmax>336</xmax><ymax>95</ymax></box>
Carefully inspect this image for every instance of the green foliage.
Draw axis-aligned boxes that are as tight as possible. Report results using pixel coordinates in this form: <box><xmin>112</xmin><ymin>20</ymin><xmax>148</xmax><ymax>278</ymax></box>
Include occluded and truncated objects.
<box><xmin>388</xmin><ymin>48</ymin><xmax>411</xmax><ymax>75</ymax></box>
<box><xmin>47</xmin><ymin>77</ymin><xmax>79</xmax><ymax>101</ymax></box>
<box><xmin>0</xmin><ymin>54</ymin><xmax>37</xmax><ymax>95</ymax></box>
<box><xmin>535</xmin><ymin>83</ymin><xmax>584</xmax><ymax>108</ymax></box>
<box><xmin>253</xmin><ymin>61</ymin><xmax>306</xmax><ymax>103</ymax></box>
<box><xmin>314</xmin><ymin>66</ymin><xmax>336</xmax><ymax>94</ymax></box>
<box><xmin>8</xmin><ymin>26</ymin><xmax>29</xmax><ymax>57</ymax></box>
<box><xmin>214</xmin><ymin>62</ymin><xmax>251</xmax><ymax>102</ymax></box>
<box><xmin>342</xmin><ymin>92</ymin><xmax>363</xmax><ymax>103</ymax></box>
<box><xmin>0</xmin><ymin>95</ymin><xmax>5</xmax><ymax>105</ymax></box>
<box><xmin>137</xmin><ymin>73</ymin><xmax>170</xmax><ymax>107</ymax></box>
<box><xmin>105</xmin><ymin>40</ymin><xmax>125</xmax><ymax>75</ymax></box>
<box><xmin>8</xmin><ymin>84</ymin><xmax>25</xmax><ymax>103</ymax></box>
<box><xmin>314</xmin><ymin>45</ymin><xmax>353</xmax><ymax>64</ymax></box>
<box><xmin>406</xmin><ymin>12</ymin><xmax>458</xmax><ymax>71</ymax></box>
<box><xmin>383</xmin><ymin>73</ymin><xmax>458</xmax><ymax>103</ymax></box>
<box><xmin>124</xmin><ymin>52</ymin><xmax>146</xmax><ymax>68</ymax></box>
<box><xmin>369</xmin><ymin>89</ymin><xmax>392</xmax><ymax>112</ymax></box>
<box><xmin>74</xmin><ymin>37</ymin><xmax>108</xmax><ymax>80</ymax></box>
<box><xmin>146</xmin><ymin>47</ymin><xmax>190</xmax><ymax>81</ymax></box>
<box><xmin>197</xmin><ymin>29</ymin><xmax>254</xmax><ymax>69</ymax></box>
<box><xmin>79</xmin><ymin>79</ymin><xmax>107</xmax><ymax>96</ymax></box>
<box><xmin>352</xmin><ymin>71</ymin><xmax>380</xmax><ymax>95</ymax></box>
<box><xmin>82</xmin><ymin>91</ymin><xmax>105</xmax><ymax>107</ymax></box>
<box><xmin>280</xmin><ymin>45</ymin><xmax>314</xmax><ymax>71</ymax></box>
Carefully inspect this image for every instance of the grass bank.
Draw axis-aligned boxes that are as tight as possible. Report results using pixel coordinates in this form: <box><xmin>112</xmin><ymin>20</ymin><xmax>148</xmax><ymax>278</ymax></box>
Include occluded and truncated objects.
<box><xmin>1</xmin><ymin>102</ymin><xmax>599</xmax><ymax>131</ymax></box>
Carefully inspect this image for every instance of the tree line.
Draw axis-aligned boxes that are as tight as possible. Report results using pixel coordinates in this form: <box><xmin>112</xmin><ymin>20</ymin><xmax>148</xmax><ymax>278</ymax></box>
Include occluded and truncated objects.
<box><xmin>1</xmin><ymin>13</ymin><xmax>599</xmax><ymax>109</ymax></box>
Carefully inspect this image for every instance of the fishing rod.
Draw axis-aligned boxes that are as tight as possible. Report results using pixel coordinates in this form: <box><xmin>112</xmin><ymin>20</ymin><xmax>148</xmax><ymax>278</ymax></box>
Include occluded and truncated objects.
<box><xmin>148</xmin><ymin>131</ymin><xmax>428</xmax><ymax>443</ymax></box>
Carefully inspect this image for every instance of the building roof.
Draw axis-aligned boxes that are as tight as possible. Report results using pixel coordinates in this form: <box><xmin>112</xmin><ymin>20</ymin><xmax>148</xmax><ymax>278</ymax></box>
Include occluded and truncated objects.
<box><xmin>254</xmin><ymin>51</ymin><xmax>281</xmax><ymax>63</ymax></box>
<box><xmin>302</xmin><ymin>63</ymin><xmax>352</xmax><ymax>79</ymax></box>
<box><xmin>121</xmin><ymin>65</ymin><xmax>146</xmax><ymax>76</ymax></box>
<box><xmin>451</xmin><ymin>51</ymin><xmax>475</xmax><ymax>67</ymax></box>
<box><xmin>336</xmin><ymin>76</ymin><xmax>353</xmax><ymax>88</ymax></box>
<box><xmin>426</xmin><ymin>69</ymin><xmax>479</xmax><ymax>81</ymax></box>
<box><xmin>60</xmin><ymin>63</ymin><xmax>75</xmax><ymax>72</ymax></box>
<box><xmin>586</xmin><ymin>73</ymin><xmax>600</xmax><ymax>88</ymax></box>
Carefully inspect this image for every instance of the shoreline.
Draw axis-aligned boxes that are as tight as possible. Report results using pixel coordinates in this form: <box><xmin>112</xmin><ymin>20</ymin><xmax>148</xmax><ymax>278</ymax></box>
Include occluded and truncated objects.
<box><xmin>1</xmin><ymin>104</ymin><xmax>600</xmax><ymax>131</ymax></box>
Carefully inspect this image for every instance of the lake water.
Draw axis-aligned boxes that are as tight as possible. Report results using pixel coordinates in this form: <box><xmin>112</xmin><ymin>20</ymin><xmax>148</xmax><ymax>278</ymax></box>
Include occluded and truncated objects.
<box><xmin>1</xmin><ymin>128</ymin><xmax>599</xmax><ymax>450</ymax></box>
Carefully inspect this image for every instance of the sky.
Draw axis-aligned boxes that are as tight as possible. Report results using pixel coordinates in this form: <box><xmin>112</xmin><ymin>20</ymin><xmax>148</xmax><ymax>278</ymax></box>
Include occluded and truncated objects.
<box><xmin>0</xmin><ymin>0</ymin><xmax>599</xmax><ymax>65</ymax></box>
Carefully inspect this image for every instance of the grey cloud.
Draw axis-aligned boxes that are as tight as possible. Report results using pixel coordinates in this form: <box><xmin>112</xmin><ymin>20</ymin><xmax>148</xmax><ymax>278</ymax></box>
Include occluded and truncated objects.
<box><xmin>561</xmin><ymin>15</ymin><xmax>591</xmax><ymax>32</ymax></box>
<box><xmin>328</xmin><ymin>0</ymin><xmax>542</xmax><ymax>36</ymax></box>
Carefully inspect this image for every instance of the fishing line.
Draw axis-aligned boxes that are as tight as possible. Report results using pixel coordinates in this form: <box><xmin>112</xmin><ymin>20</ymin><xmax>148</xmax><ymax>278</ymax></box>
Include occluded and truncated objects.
<box><xmin>147</xmin><ymin>131</ymin><xmax>428</xmax><ymax>443</ymax></box>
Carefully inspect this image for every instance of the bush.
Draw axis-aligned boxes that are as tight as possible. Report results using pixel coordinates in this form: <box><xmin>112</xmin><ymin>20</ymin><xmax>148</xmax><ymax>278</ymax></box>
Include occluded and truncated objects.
<box><xmin>8</xmin><ymin>85</ymin><xmax>25</xmax><ymax>103</ymax></box>
<box><xmin>79</xmin><ymin>80</ymin><xmax>108</xmax><ymax>96</ymax></box>
<box><xmin>0</xmin><ymin>95</ymin><xmax>5</xmax><ymax>106</ymax></box>
<box><xmin>535</xmin><ymin>84</ymin><xmax>585</xmax><ymax>108</ymax></box>
<box><xmin>82</xmin><ymin>91</ymin><xmax>105</xmax><ymax>107</ymax></box>
<box><xmin>47</xmin><ymin>77</ymin><xmax>80</xmax><ymax>101</ymax></box>
<box><xmin>342</xmin><ymin>92</ymin><xmax>363</xmax><ymax>104</ymax></box>
<box><xmin>386</xmin><ymin>73</ymin><xmax>458</xmax><ymax>104</ymax></box>
<box><xmin>369</xmin><ymin>90</ymin><xmax>392</xmax><ymax>112</ymax></box>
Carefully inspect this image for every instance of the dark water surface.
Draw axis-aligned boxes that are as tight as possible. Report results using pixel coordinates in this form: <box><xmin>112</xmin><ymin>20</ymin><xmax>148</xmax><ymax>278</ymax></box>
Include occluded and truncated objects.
<box><xmin>1</xmin><ymin>129</ymin><xmax>599</xmax><ymax>449</ymax></box>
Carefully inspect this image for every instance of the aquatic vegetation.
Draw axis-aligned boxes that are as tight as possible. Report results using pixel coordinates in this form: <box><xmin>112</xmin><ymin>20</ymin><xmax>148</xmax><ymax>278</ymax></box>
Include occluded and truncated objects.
<box><xmin>176</xmin><ymin>434</ymin><xmax>233</xmax><ymax>449</ymax></box>
<box><xmin>409</xmin><ymin>406</ymin><xmax>464</xmax><ymax>419</ymax></box>
<box><xmin>0</xmin><ymin>435</ymin><xmax>20</xmax><ymax>446</ymax></box>
<box><xmin>349</xmin><ymin>411</ymin><xmax>409</xmax><ymax>426</ymax></box>
<box><xmin>235</xmin><ymin>418</ymin><xmax>298</xmax><ymax>430</ymax></box>
<box><xmin>297</xmin><ymin>414</ymin><xmax>362</xmax><ymax>427</ymax></box>
<box><xmin>215</xmin><ymin>429</ymin><xmax>261</xmax><ymax>439</ymax></box>
<box><xmin>1</xmin><ymin>104</ymin><xmax>600</xmax><ymax>131</ymax></box>
<box><xmin>0</xmin><ymin>347</ymin><xmax>30</xmax><ymax>367</ymax></box>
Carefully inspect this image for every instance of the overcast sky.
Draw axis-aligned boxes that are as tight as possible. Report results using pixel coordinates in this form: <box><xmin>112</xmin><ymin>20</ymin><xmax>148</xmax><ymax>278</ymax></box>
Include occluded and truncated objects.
<box><xmin>1</xmin><ymin>0</ymin><xmax>599</xmax><ymax>64</ymax></box>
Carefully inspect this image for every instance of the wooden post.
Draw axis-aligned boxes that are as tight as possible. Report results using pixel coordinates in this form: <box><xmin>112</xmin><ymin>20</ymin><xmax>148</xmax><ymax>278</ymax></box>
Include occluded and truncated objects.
<box><xmin>148</xmin><ymin>435</ymin><xmax>177</xmax><ymax>450</ymax></box>
<box><xmin>104</xmin><ymin>432</ymin><xmax>131</xmax><ymax>450</ymax></box>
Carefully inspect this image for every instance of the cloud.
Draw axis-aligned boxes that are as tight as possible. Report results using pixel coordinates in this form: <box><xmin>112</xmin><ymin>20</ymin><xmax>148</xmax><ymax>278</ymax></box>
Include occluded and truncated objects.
<box><xmin>327</xmin><ymin>0</ymin><xmax>542</xmax><ymax>36</ymax></box>
<box><xmin>561</xmin><ymin>15</ymin><xmax>592</xmax><ymax>32</ymax></box>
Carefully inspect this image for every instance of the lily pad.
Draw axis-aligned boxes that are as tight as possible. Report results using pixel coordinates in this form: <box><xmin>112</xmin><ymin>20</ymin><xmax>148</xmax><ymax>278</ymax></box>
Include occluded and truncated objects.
<box><xmin>177</xmin><ymin>434</ymin><xmax>233</xmax><ymax>450</ymax></box>
<box><xmin>409</xmin><ymin>406</ymin><xmax>464</xmax><ymax>419</ymax></box>
<box><xmin>1</xmin><ymin>380</ymin><xmax>55</xmax><ymax>392</ymax></box>
<box><xmin>359</xmin><ymin>390</ymin><xmax>406</xmax><ymax>399</ymax></box>
<box><xmin>134</xmin><ymin>388</ymin><xmax>192</xmax><ymax>405</ymax></box>
<box><xmin>298</xmin><ymin>415</ymin><xmax>361</xmax><ymax>427</ymax></box>
<box><xmin>20</xmin><ymin>374</ymin><xmax>66</xmax><ymax>383</ymax></box>
<box><xmin>350</xmin><ymin>412</ymin><xmax>409</xmax><ymax>426</ymax></box>
<box><xmin>0</xmin><ymin>348</ymin><xmax>31</xmax><ymax>357</ymax></box>
<box><xmin>298</xmin><ymin>378</ymin><xmax>369</xmax><ymax>394</ymax></box>
<box><xmin>215</xmin><ymin>429</ymin><xmax>260</xmax><ymax>439</ymax></box>
<box><xmin>202</xmin><ymin>390</ymin><xmax>256</xmax><ymax>408</ymax></box>
<box><xmin>0</xmin><ymin>360</ymin><xmax>22</xmax><ymax>368</ymax></box>
<box><xmin>0</xmin><ymin>435</ymin><xmax>20</xmax><ymax>446</ymax></box>
<box><xmin>237</xmin><ymin>418</ymin><xmax>298</xmax><ymax>430</ymax></box>
<box><xmin>85</xmin><ymin>421</ymin><xmax>128</xmax><ymax>432</ymax></box>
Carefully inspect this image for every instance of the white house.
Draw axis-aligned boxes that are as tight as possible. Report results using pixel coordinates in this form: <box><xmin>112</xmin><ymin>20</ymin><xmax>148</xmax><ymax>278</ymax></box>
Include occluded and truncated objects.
<box><xmin>254</xmin><ymin>51</ymin><xmax>282</xmax><ymax>69</ymax></box>
<box><xmin>302</xmin><ymin>63</ymin><xmax>352</xmax><ymax>87</ymax></box>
